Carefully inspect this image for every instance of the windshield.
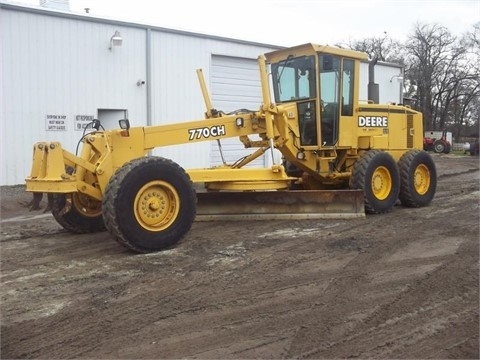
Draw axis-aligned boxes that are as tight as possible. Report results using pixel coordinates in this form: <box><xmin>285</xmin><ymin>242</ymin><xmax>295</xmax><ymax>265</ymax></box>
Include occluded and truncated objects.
<box><xmin>271</xmin><ymin>55</ymin><xmax>316</xmax><ymax>103</ymax></box>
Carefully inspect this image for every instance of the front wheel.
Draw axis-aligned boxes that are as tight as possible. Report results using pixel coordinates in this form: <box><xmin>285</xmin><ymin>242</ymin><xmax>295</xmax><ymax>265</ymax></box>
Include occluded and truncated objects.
<box><xmin>398</xmin><ymin>150</ymin><xmax>437</xmax><ymax>207</ymax></box>
<box><xmin>102</xmin><ymin>157</ymin><xmax>197</xmax><ymax>253</ymax></box>
<box><xmin>350</xmin><ymin>150</ymin><xmax>400</xmax><ymax>214</ymax></box>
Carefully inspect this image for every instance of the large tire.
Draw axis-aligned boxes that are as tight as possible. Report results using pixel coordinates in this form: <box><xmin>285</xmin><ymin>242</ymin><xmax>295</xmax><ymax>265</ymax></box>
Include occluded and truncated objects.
<box><xmin>102</xmin><ymin>157</ymin><xmax>196</xmax><ymax>253</ymax></box>
<box><xmin>398</xmin><ymin>150</ymin><xmax>437</xmax><ymax>207</ymax></box>
<box><xmin>350</xmin><ymin>150</ymin><xmax>400</xmax><ymax>214</ymax></box>
<box><xmin>470</xmin><ymin>141</ymin><xmax>479</xmax><ymax>156</ymax></box>
<box><xmin>51</xmin><ymin>193</ymin><xmax>106</xmax><ymax>233</ymax></box>
<box><xmin>433</xmin><ymin>139</ymin><xmax>446</xmax><ymax>153</ymax></box>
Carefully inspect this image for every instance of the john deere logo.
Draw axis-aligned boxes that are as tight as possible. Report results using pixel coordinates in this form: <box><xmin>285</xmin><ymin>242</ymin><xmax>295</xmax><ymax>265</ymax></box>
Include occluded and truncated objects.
<box><xmin>358</xmin><ymin>116</ymin><xmax>388</xmax><ymax>127</ymax></box>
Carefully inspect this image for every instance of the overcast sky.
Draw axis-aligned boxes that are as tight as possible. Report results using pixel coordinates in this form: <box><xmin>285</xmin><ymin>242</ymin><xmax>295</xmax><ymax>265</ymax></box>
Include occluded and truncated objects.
<box><xmin>9</xmin><ymin>0</ymin><xmax>480</xmax><ymax>46</ymax></box>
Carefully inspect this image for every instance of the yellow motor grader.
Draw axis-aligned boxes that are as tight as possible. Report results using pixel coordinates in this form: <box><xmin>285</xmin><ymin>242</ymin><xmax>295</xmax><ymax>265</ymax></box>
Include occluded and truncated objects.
<box><xmin>25</xmin><ymin>43</ymin><xmax>437</xmax><ymax>253</ymax></box>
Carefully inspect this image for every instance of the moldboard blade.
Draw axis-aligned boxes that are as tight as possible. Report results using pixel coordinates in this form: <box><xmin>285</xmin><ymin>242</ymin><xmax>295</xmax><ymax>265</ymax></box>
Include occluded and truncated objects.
<box><xmin>195</xmin><ymin>190</ymin><xmax>365</xmax><ymax>220</ymax></box>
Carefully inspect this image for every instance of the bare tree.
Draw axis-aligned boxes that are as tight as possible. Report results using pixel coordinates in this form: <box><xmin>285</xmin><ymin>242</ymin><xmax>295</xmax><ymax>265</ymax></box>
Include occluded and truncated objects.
<box><xmin>404</xmin><ymin>23</ymin><xmax>480</xmax><ymax>134</ymax></box>
<box><xmin>405</xmin><ymin>23</ymin><xmax>455</xmax><ymax>129</ymax></box>
<box><xmin>339</xmin><ymin>23</ymin><xmax>480</xmax><ymax>139</ymax></box>
<box><xmin>338</xmin><ymin>32</ymin><xmax>404</xmax><ymax>63</ymax></box>
<box><xmin>468</xmin><ymin>22</ymin><xmax>480</xmax><ymax>55</ymax></box>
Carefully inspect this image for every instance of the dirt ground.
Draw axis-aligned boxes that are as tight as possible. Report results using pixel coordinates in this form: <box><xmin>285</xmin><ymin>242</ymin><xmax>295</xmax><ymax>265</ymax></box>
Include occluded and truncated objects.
<box><xmin>1</xmin><ymin>153</ymin><xmax>479</xmax><ymax>359</ymax></box>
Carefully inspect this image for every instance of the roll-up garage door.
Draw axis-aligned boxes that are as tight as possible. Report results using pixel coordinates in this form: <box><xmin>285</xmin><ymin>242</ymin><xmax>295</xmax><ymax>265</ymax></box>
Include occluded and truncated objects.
<box><xmin>210</xmin><ymin>55</ymin><xmax>265</xmax><ymax>167</ymax></box>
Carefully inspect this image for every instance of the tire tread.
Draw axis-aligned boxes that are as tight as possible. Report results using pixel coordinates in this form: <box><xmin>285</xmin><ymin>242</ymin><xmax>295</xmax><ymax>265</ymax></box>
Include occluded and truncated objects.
<box><xmin>102</xmin><ymin>157</ymin><xmax>196</xmax><ymax>253</ymax></box>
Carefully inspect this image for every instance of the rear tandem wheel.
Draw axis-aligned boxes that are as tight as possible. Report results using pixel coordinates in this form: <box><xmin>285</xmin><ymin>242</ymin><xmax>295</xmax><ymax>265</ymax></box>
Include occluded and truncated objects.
<box><xmin>102</xmin><ymin>156</ymin><xmax>197</xmax><ymax>253</ymax></box>
<box><xmin>350</xmin><ymin>150</ymin><xmax>400</xmax><ymax>214</ymax></box>
<box><xmin>398</xmin><ymin>150</ymin><xmax>437</xmax><ymax>207</ymax></box>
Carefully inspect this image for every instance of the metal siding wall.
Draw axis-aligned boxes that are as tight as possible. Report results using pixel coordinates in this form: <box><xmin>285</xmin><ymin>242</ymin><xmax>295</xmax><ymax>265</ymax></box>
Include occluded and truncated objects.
<box><xmin>149</xmin><ymin>32</ymin><xmax>277</xmax><ymax>171</ymax></box>
<box><xmin>376</xmin><ymin>65</ymin><xmax>403</xmax><ymax>104</ymax></box>
<box><xmin>359</xmin><ymin>62</ymin><xmax>370</xmax><ymax>103</ymax></box>
<box><xmin>149</xmin><ymin>31</ymin><xmax>211</xmax><ymax>170</ymax></box>
<box><xmin>359</xmin><ymin>61</ymin><xmax>403</xmax><ymax>105</ymax></box>
<box><xmin>1</xmin><ymin>8</ymin><xmax>147</xmax><ymax>185</ymax></box>
<box><xmin>0</xmin><ymin>8</ymin><xmax>9</xmax><ymax>185</ymax></box>
<box><xmin>0</xmin><ymin>5</ymin><xmax>279</xmax><ymax>185</ymax></box>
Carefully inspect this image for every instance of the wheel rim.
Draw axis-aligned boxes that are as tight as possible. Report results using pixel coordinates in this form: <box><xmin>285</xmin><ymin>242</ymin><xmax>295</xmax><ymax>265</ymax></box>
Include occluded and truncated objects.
<box><xmin>72</xmin><ymin>193</ymin><xmax>102</xmax><ymax>217</ymax></box>
<box><xmin>414</xmin><ymin>164</ymin><xmax>430</xmax><ymax>195</ymax></box>
<box><xmin>134</xmin><ymin>180</ymin><xmax>180</xmax><ymax>231</ymax></box>
<box><xmin>371</xmin><ymin>166</ymin><xmax>392</xmax><ymax>200</ymax></box>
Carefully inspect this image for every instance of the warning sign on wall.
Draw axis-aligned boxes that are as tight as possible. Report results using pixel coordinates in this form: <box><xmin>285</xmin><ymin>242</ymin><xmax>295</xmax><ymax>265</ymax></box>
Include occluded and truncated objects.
<box><xmin>75</xmin><ymin>115</ymin><xmax>95</xmax><ymax>130</ymax></box>
<box><xmin>46</xmin><ymin>114</ymin><xmax>67</xmax><ymax>131</ymax></box>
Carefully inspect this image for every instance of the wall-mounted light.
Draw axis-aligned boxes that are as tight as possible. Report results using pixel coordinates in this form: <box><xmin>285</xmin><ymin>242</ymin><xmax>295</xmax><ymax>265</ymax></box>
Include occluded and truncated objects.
<box><xmin>109</xmin><ymin>30</ymin><xmax>123</xmax><ymax>51</ymax></box>
<box><xmin>390</xmin><ymin>75</ymin><xmax>404</xmax><ymax>82</ymax></box>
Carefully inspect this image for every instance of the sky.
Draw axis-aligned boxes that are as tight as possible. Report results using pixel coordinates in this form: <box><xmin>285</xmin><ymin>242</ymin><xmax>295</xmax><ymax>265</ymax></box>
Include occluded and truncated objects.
<box><xmin>8</xmin><ymin>0</ymin><xmax>480</xmax><ymax>46</ymax></box>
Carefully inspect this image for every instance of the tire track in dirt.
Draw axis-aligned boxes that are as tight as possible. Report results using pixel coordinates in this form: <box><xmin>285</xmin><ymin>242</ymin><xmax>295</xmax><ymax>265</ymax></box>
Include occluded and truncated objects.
<box><xmin>291</xmin><ymin>223</ymin><xmax>478</xmax><ymax>358</ymax></box>
<box><xmin>1</xmin><ymin>204</ymin><xmax>476</xmax><ymax>355</ymax></box>
<box><xmin>100</xmin><ymin>210</ymin><xmax>474</xmax><ymax>358</ymax></box>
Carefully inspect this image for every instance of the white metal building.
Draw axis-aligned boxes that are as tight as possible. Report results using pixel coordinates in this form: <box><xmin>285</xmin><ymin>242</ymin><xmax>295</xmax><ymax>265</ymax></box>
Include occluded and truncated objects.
<box><xmin>0</xmin><ymin>1</ymin><xmax>403</xmax><ymax>186</ymax></box>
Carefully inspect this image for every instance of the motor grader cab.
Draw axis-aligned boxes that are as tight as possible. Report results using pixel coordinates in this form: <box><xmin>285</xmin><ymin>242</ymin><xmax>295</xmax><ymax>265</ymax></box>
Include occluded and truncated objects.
<box><xmin>25</xmin><ymin>43</ymin><xmax>437</xmax><ymax>253</ymax></box>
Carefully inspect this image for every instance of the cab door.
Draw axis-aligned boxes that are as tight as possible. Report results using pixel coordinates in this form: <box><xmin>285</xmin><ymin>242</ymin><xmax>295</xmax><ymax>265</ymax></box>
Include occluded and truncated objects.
<box><xmin>318</xmin><ymin>55</ymin><xmax>355</xmax><ymax>146</ymax></box>
<box><xmin>319</xmin><ymin>54</ymin><xmax>340</xmax><ymax>146</ymax></box>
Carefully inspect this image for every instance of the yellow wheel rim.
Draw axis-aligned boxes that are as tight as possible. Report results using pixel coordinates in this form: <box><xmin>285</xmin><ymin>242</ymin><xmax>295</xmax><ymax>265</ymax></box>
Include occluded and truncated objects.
<box><xmin>414</xmin><ymin>164</ymin><xmax>430</xmax><ymax>195</ymax></box>
<box><xmin>134</xmin><ymin>181</ymin><xmax>180</xmax><ymax>231</ymax></box>
<box><xmin>371</xmin><ymin>166</ymin><xmax>392</xmax><ymax>200</ymax></box>
<box><xmin>72</xmin><ymin>193</ymin><xmax>102</xmax><ymax>217</ymax></box>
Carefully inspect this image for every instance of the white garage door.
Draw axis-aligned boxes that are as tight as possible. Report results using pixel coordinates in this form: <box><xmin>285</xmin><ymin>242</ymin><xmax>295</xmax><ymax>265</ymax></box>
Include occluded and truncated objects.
<box><xmin>210</xmin><ymin>55</ymin><xmax>265</xmax><ymax>167</ymax></box>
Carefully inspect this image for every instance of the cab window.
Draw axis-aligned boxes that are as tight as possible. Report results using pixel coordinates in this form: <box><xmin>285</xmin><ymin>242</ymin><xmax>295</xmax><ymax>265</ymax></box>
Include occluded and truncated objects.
<box><xmin>271</xmin><ymin>56</ymin><xmax>316</xmax><ymax>103</ymax></box>
<box><xmin>319</xmin><ymin>55</ymin><xmax>340</xmax><ymax>145</ymax></box>
<box><xmin>342</xmin><ymin>59</ymin><xmax>354</xmax><ymax>116</ymax></box>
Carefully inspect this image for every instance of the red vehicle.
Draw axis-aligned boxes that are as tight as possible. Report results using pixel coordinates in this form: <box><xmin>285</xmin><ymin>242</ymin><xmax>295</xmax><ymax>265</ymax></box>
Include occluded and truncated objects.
<box><xmin>423</xmin><ymin>130</ymin><xmax>451</xmax><ymax>154</ymax></box>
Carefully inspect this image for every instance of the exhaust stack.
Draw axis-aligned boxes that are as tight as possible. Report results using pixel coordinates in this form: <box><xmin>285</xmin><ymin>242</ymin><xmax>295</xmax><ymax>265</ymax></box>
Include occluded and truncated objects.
<box><xmin>368</xmin><ymin>58</ymin><xmax>379</xmax><ymax>104</ymax></box>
